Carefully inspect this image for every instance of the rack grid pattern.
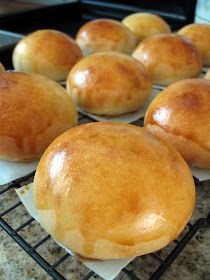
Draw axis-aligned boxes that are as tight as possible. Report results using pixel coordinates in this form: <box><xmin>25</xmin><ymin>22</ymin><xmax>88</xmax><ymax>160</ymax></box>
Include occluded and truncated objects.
<box><xmin>1</xmin><ymin>109</ymin><xmax>210</xmax><ymax>280</ymax></box>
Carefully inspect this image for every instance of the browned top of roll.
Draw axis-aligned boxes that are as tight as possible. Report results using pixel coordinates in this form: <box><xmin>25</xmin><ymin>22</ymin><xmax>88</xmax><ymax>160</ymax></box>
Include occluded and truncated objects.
<box><xmin>77</xmin><ymin>19</ymin><xmax>130</xmax><ymax>41</ymax></box>
<box><xmin>12</xmin><ymin>29</ymin><xmax>82</xmax><ymax>81</ymax></box>
<box><xmin>122</xmin><ymin>12</ymin><xmax>171</xmax><ymax>42</ymax></box>
<box><xmin>132</xmin><ymin>34</ymin><xmax>202</xmax><ymax>85</ymax></box>
<box><xmin>76</xmin><ymin>19</ymin><xmax>137</xmax><ymax>55</ymax></box>
<box><xmin>0</xmin><ymin>71</ymin><xmax>77</xmax><ymax>161</ymax></box>
<box><xmin>67</xmin><ymin>52</ymin><xmax>152</xmax><ymax>115</ymax></box>
<box><xmin>145</xmin><ymin>78</ymin><xmax>210</xmax><ymax>153</ymax></box>
<box><xmin>177</xmin><ymin>24</ymin><xmax>210</xmax><ymax>66</ymax></box>
<box><xmin>34</xmin><ymin>122</ymin><xmax>195</xmax><ymax>259</ymax></box>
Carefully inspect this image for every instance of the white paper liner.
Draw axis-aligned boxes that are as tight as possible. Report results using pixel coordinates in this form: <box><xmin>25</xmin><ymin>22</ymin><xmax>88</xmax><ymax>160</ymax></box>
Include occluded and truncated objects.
<box><xmin>190</xmin><ymin>167</ymin><xmax>210</xmax><ymax>181</ymax></box>
<box><xmin>77</xmin><ymin>88</ymin><xmax>161</xmax><ymax>123</ymax></box>
<box><xmin>0</xmin><ymin>160</ymin><xmax>38</xmax><ymax>185</ymax></box>
<box><xmin>16</xmin><ymin>183</ymin><xmax>134</xmax><ymax>280</ymax></box>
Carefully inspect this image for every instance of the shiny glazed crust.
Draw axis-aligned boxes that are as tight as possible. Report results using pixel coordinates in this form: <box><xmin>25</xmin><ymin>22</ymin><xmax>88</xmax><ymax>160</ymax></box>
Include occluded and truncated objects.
<box><xmin>0</xmin><ymin>72</ymin><xmax>77</xmax><ymax>161</ymax></box>
<box><xmin>76</xmin><ymin>19</ymin><xmax>137</xmax><ymax>55</ymax></box>
<box><xmin>34</xmin><ymin>122</ymin><xmax>195</xmax><ymax>259</ymax></box>
<box><xmin>132</xmin><ymin>34</ymin><xmax>202</xmax><ymax>86</ymax></box>
<box><xmin>144</xmin><ymin>79</ymin><xmax>210</xmax><ymax>168</ymax></box>
<box><xmin>122</xmin><ymin>13</ymin><xmax>171</xmax><ymax>42</ymax></box>
<box><xmin>13</xmin><ymin>29</ymin><xmax>82</xmax><ymax>81</ymax></box>
<box><xmin>177</xmin><ymin>24</ymin><xmax>210</xmax><ymax>66</ymax></box>
<box><xmin>66</xmin><ymin>52</ymin><xmax>152</xmax><ymax>115</ymax></box>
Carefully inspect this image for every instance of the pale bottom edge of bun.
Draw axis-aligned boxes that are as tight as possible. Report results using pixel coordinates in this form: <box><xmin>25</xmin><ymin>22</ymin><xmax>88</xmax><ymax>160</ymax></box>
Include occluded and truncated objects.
<box><xmin>203</xmin><ymin>60</ymin><xmax>210</xmax><ymax>68</ymax></box>
<box><xmin>37</xmin><ymin>206</ymin><xmax>192</xmax><ymax>260</ymax></box>
<box><xmin>145</xmin><ymin>124</ymin><xmax>210</xmax><ymax>169</ymax></box>
<box><xmin>153</xmin><ymin>75</ymin><xmax>200</xmax><ymax>87</ymax></box>
<box><xmin>153</xmin><ymin>78</ymin><xmax>177</xmax><ymax>87</ymax></box>
<box><xmin>0</xmin><ymin>135</ymin><xmax>41</xmax><ymax>162</ymax></box>
<box><xmin>78</xmin><ymin>105</ymin><xmax>145</xmax><ymax>117</ymax></box>
<box><xmin>151</xmin><ymin>63</ymin><xmax>202</xmax><ymax>86</ymax></box>
<box><xmin>0</xmin><ymin>122</ymin><xmax>77</xmax><ymax>162</ymax></box>
<box><xmin>76</xmin><ymin>39</ymin><xmax>135</xmax><ymax>57</ymax></box>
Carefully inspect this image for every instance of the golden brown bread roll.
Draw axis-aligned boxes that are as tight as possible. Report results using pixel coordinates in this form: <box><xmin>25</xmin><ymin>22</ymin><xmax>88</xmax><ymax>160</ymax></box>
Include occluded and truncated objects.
<box><xmin>76</xmin><ymin>19</ymin><xmax>137</xmax><ymax>56</ymax></box>
<box><xmin>204</xmin><ymin>68</ymin><xmax>210</xmax><ymax>80</ymax></box>
<box><xmin>13</xmin><ymin>29</ymin><xmax>82</xmax><ymax>81</ymax></box>
<box><xmin>122</xmin><ymin>12</ymin><xmax>171</xmax><ymax>43</ymax></box>
<box><xmin>177</xmin><ymin>24</ymin><xmax>210</xmax><ymax>66</ymax></box>
<box><xmin>34</xmin><ymin>122</ymin><xmax>195</xmax><ymax>260</ymax></box>
<box><xmin>132</xmin><ymin>34</ymin><xmax>202</xmax><ymax>86</ymax></box>
<box><xmin>0</xmin><ymin>63</ymin><xmax>5</xmax><ymax>73</ymax></box>
<box><xmin>144</xmin><ymin>79</ymin><xmax>210</xmax><ymax>168</ymax></box>
<box><xmin>67</xmin><ymin>52</ymin><xmax>152</xmax><ymax>116</ymax></box>
<box><xmin>0</xmin><ymin>71</ymin><xmax>77</xmax><ymax>161</ymax></box>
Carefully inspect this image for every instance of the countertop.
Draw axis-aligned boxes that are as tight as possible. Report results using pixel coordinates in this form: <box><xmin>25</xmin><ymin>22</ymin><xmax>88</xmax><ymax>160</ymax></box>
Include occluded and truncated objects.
<box><xmin>0</xmin><ymin>178</ymin><xmax>209</xmax><ymax>280</ymax></box>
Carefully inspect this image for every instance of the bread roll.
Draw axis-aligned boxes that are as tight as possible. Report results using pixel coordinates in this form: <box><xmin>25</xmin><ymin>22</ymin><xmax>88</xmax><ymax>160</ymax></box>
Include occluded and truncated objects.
<box><xmin>177</xmin><ymin>24</ymin><xmax>210</xmax><ymax>66</ymax></box>
<box><xmin>0</xmin><ymin>71</ymin><xmax>77</xmax><ymax>161</ymax></box>
<box><xmin>13</xmin><ymin>29</ymin><xmax>82</xmax><ymax>81</ymax></box>
<box><xmin>205</xmin><ymin>68</ymin><xmax>210</xmax><ymax>80</ymax></box>
<box><xmin>0</xmin><ymin>63</ymin><xmax>5</xmax><ymax>73</ymax></box>
<box><xmin>122</xmin><ymin>13</ymin><xmax>171</xmax><ymax>42</ymax></box>
<box><xmin>67</xmin><ymin>52</ymin><xmax>152</xmax><ymax>116</ymax></box>
<box><xmin>144</xmin><ymin>79</ymin><xmax>210</xmax><ymax>168</ymax></box>
<box><xmin>34</xmin><ymin>122</ymin><xmax>195</xmax><ymax>260</ymax></box>
<box><xmin>76</xmin><ymin>19</ymin><xmax>137</xmax><ymax>56</ymax></box>
<box><xmin>132</xmin><ymin>34</ymin><xmax>202</xmax><ymax>86</ymax></box>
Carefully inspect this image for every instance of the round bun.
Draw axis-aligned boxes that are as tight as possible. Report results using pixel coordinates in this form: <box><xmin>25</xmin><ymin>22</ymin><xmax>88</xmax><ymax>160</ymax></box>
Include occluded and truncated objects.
<box><xmin>67</xmin><ymin>52</ymin><xmax>152</xmax><ymax>115</ymax></box>
<box><xmin>144</xmin><ymin>79</ymin><xmax>210</xmax><ymax>168</ymax></box>
<box><xmin>34</xmin><ymin>122</ymin><xmax>195</xmax><ymax>260</ymax></box>
<box><xmin>0</xmin><ymin>71</ymin><xmax>77</xmax><ymax>161</ymax></box>
<box><xmin>122</xmin><ymin>13</ymin><xmax>171</xmax><ymax>42</ymax></box>
<box><xmin>13</xmin><ymin>29</ymin><xmax>82</xmax><ymax>81</ymax></box>
<box><xmin>76</xmin><ymin>19</ymin><xmax>137</xmax><ymax>56</ymax></box>
<box><xmin>177</xmin><ymin>24</ymin><xmax>210</xmax><ymax>66</ymax></box>
<box><xmin>0</xmin><ymin>63</ymin><xmax>5</xmax><ymax>73</ymax></box>
<box><xmin>132</xmin><ymin>34</ymin><xmax>202</xmax><ymax>86</ymax></box>
<box><xmin>205</xmin><ymin>68</ymin><xmax>210</xmax><ymax>80</ymax></box>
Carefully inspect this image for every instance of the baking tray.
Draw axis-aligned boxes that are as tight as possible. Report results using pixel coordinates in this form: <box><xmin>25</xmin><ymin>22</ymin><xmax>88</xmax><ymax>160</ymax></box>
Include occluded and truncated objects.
<box><xmin>0</xmin><ymin>1</ymin><xmax>209</xmax><ymax>279</ymax></box>
<box><xmin>0</xmin><ymin>0</ymin><xmax>197</xmax><ymax>65</ymax></box>
<box><xmin>0</xmin><ymin>0</ymin><xmax>197</xmax><ymax>34</ymax></box>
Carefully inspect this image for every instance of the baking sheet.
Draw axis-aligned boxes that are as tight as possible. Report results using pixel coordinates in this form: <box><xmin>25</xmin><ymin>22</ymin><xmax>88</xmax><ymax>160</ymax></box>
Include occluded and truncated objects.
<box><xmin>16</xmin><ymin>183</ymin><xmax>134</xmax><ymax>280</ymax></box>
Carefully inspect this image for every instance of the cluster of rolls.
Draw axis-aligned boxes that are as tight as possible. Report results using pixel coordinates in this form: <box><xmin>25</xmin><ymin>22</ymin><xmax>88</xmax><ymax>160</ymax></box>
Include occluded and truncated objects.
<box><xmin>1</xmin><ymin>12</ymin><xmax>210</xmax><ymax>261</ymax></box>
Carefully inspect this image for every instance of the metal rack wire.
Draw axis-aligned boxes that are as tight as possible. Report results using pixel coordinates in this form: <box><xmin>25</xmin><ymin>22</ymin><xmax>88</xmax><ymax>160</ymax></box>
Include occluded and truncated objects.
<box><xmin>0</xmin><ymin>109</ymin><xmax>209</xmax><ymax>280</ymax></box>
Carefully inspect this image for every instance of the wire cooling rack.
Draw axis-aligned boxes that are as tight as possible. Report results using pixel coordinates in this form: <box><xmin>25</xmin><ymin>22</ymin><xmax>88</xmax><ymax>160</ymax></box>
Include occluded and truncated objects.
<box><xmin>0</xmin><ymin>109</ymin><xmax>210</xmax><ymax>280</ymax></box>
